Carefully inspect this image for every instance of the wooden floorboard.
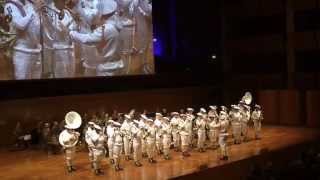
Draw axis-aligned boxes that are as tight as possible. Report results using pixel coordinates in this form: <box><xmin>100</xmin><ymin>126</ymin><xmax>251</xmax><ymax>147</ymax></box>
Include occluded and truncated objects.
<box><xmin>0</xmin><ymin>126</ymin><xmax>319</xmax><ymax>180</ymax></box>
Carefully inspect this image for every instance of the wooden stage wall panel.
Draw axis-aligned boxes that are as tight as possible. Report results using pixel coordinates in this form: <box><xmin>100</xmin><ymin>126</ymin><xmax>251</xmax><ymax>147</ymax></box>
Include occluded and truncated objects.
<box><xmin>257</xmin><ymin>90</ymin><xmax>280</xmax><ymax>124</ymax></box>
<box><xmin>0</xmin><ymin>87</ymin><xmax>216</xmax><ymax>146</ymax></box>
<box><xmin>278</xmin><ymin>90</ymin><xmax>303</xmax><ymax>125</ymax></box>
<box><xmin>306</xmin><ymin>91</ymin><xmax>320</xmax><ymax>128</ymax></box>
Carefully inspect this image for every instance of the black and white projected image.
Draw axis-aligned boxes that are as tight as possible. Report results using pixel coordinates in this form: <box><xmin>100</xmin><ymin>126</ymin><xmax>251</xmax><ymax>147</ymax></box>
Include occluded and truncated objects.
<box><xmin>0</xmin><ymin>0</ymin><xmax>154</xmax><ymax>80</ymax></box>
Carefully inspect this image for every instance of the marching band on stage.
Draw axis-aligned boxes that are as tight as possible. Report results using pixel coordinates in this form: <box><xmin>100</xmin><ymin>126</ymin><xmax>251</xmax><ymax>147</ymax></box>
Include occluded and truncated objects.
<box><xmin>57</xmin><ymin>92</ymin><xmax>264</xmax><ymax>176</ymax></box>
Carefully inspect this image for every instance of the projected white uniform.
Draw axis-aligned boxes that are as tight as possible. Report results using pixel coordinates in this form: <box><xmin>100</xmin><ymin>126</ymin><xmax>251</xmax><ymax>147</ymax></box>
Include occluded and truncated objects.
<box><xmin>133</xmin><ymin>0</ymin><xmax>153</xmax><ymax>74</ymax></box>
<box><xmin>4</xmin><ymin>0</ymin><xmax>41</xmax><ymax>79</ymax></box>
<box><xmin>72</xmin><ymin>0</ymin><xmax>100</xmax><ymax>76</ymax></box>
<box><xmin>116</xmin><ymin>0</ymin><xmax>135</xmax><ymax>74</ymax></box>
<box><xmin>46</xmin><ymin>2</ymin><xmax>77</xmax><ymax>78</ymax></box>
<box><xmin>69</xmin><ymin>1</ymin><xmax>124</xmax><ymax>76</ymax></box>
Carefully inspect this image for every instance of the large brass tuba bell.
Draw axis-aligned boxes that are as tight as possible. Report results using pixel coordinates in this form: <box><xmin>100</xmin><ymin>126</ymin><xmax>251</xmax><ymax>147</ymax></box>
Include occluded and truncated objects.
<box><xmin>241</xmin><ymin>92</ymin><xmax>253</xmax><ymax>105</ymax></box>
<box><xmin>65</xmin><ymin>111</ymin><xmax>82</xmax><ymax>129</ymax></box>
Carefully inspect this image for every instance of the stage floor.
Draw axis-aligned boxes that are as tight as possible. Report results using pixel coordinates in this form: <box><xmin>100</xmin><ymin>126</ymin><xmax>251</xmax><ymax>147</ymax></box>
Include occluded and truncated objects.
<box><xmin>0</xmin><ymin>126</ymin><xmax>319</xmax><ymax>180</ymax></box>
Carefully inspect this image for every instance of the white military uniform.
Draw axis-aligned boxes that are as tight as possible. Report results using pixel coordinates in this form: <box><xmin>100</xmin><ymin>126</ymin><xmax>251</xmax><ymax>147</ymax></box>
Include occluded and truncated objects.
<box><xmin>4</xmin><ymin>0</ymin><xmax>41</xmax><ymax>79</ymax></box>
<box><xmin>45</xmin><ymin>2</ymin><xmax>77</xmax><ymax>78</ymax></box>
<box><xmin>179</xmin><ymin>115</ymin><xmax>191</xmax><ymax>155</ymax></box>
<box><xmin>185</xmin><ymin>112</ymin><xmax>194</xmax><ymax>147</ymax></box>
<box><xmin>106</xmin><ymin>123</ymin><xmax>115</xmax><ymax>163</ymax></box>
<box><xmin>208</xmin><ymin>116</ymin><xmax>220</xmax><ymax>148</ymax></box>
<box><xmin>120</xmin><ymin>118</ymin><xmax>133</xmax><ymax>159</ymax></box>
<box><xmin>113</xmin><ymin>125</ymin><xmax>124</xmax><ymax>171</ymax></box>
<box><xmin>170</xmin><ymin>114</ymin><xmax>181</xmax><ymax>151</ymax></box>
<box><xmin>131</xmin><ymin>122</ymin><xmax>143</xmax><ymax>166</ymax></box>
<box><xmin>230</xmin><ymin>107</ymin><xmax>242</xmax><ymax>144</ymax></box>
<box><xmin>85</xmin><ymin>125</ymin><xmax>95</xmax><ymax>166</ymax></box>
<box><xmin>138</xmin><ymin>117</ymin><xmax>147</xmax><ymax>157</ymax></box>
<box><xmin>116</xmin><ymin>0</ymin><xmax>136</xmax><ymax>74</ymax></box>
<box><xmin>251</xmin><ymin>106</ymin><xmax>263</xmax><ymax>139</ymax></box>
<box><xmin>72</xmin><ymin>0</ymin><xmax>100</xmax><ymax>76</ymax></box>
<box><xmin>132</xmin><ymin>0</ymin><xmax>153</xmax><ymax>73</ymax></box>
<box><xmin>219</xmin><ymin>111</ymin><xmax>229</xmax><ymax>160</ymax></box>
<box><xmin>161</xmin><ymin>118</ymin><xmax>172</xmax><ymax>159</ymax></box>
<box><xmin>196</xmin><ymin>114</ymin><xmax>207</xmax><ymax>152</ymax></box>
<box><xmin>59</xmin><ymin>129</ymin><xmax>80</xmax><ymax>171</ymax></box>
<box><xmin>154</xmin><ymin>117</ymin><xmax>163</xmax><ymax>154</ymax></box>
<box><xmin>240</xmin><ymin>105</ymin><xmax>251</xmax><ymax>141</ymax></box>
<box><xmin>145</xmin><ymin>120</ymin><xmax>156</xmax><ymax>163</ymax></box>
<box><xmin>73</xmin><ymin>0</ymin><xmax>124</xmax><ymax>76</ymax></box>
<box><xmin>90</xmin><ymin>126</ymin><xmax>107</xmax><ymax>174</ymax></box>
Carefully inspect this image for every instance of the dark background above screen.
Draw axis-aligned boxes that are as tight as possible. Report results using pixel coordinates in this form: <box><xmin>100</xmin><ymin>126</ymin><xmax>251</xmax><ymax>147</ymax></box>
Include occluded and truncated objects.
<box><xmin>153</xmin><ymin>0</ymin><xmax>222</xmax><ymax>74</ymax></box>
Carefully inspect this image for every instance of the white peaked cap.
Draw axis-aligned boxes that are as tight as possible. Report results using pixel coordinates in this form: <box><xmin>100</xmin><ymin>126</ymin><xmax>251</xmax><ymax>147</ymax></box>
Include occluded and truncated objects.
<box><xmin>140</xmin><ymin>114</ymin><xmax>148</xmax><ymax>119</ymax></box>
<box><xmin>209</xmin><ymin>106</ymin><xmax>217</xmax><ymax>110</ymax></box>
<box><xmin>88</xmin><ymin>122</ymin><xmax>95</xmax><ymax>125</ymax></box>
<box><xmin>156</xmin><ymin>113</ymin><xmax>163</xmax><ymax>117</ymax></box>
<box><xmin>113</xmin><ymin>122</ymin><xmax>122</xmax><ymax>127</ymax></box>
<box><xmin>101</xmin><ymin>0</ymin><xmax>117</xmax><ymax>15</ymax></box>
<box><xmin>65</xmin><ymin>124</ymin><xmax>74</xmax><ymax>129</ymax></box>
<box><xmin>187</xmin><ymin>108</ymin><xmax>194</xmax><ymax>111</ymax></box>
<box><xmin>220</xmin><ymin>111</ymin><xmax>227</xmax><ymax>115</ymax></box>
<box><xmin>200</xmin><ymin>108</ymin><xmax>206</xmax><ymax>113</ymax></box>
<box><xmin>94</xmin><ymin>124</ymin><xmax>102</xmax><ymax>130</ymax></box>
<box><xmin>171</xmin><ymin>112</ymin><xmax>179</xmax><ymax>115</ymax></box>
<box><xmin>233</xmin><ymin>105</ymin><xmax>240</xmax><ymax>110</ymax></box>
<box><xmin>125</xmin><ymin>114</ymin><xmax>131</xmax><ymax>119</ymax></box>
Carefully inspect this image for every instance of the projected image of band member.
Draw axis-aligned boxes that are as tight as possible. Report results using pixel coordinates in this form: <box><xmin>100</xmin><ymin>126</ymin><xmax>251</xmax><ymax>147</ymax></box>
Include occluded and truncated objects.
<box><xmin>4</xmin><ymin>0</ymin><xmax>42</xmax><ymax>80</ymax></box>
<box><xmin>132</xmin><ymin>0</ymin><xmax>153</xmax><ymax>74</ymax></box>
<box><xmin>67</xmin><ymin>0</ymin><xmax>101</xmax><ymax>77</ymax></box>
<box><xmin>116</xmin><ymin>0</ymin><xmax>153</xmax><ymax>75</ymax></box>
<box><xmin>66</xmin><ymin>0</ymin><xmax>124</xmax><ymax>76</ymax></box>
<box><xmin>1</xmin><ymin>0</ymin><xmax>154</xmax><ymax>79</ymax></box>
<box><xmin>42</xmin><ymin>0</ymin><xmax>77</xmax><ymax>78</ymax></box>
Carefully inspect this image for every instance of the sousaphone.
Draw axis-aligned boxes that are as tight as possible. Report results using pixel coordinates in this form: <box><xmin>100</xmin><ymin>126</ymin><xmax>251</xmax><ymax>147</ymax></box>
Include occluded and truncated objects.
<box><xmin>59</xmin><ymin>111</ymin><xmax>82</xmax><ymax>147</ymax></box>
<box><xmin>65</xmin><ymin>111</ymin><xmax>82</xmax><ymax>129</ymax></box>
<box><xmin>241</xmin><ymin>92</ymin><xmax>253</xmax><ymax>105</ymax></box>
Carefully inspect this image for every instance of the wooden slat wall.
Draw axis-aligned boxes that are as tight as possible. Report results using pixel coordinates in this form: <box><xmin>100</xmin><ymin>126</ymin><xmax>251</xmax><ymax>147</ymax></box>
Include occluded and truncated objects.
<box><xmin>0</xmin><ymin>87</ymin><xmax>217</xmax><ymax>146</ymax></box>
